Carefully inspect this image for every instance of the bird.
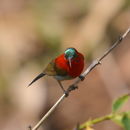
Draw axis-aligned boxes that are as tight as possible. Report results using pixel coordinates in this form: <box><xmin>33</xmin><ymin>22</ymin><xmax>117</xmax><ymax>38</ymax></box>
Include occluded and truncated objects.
<box><xmin>28</xmin><ymin>47</ymin><xmax>84</xmax><ymax>95</ymax></box>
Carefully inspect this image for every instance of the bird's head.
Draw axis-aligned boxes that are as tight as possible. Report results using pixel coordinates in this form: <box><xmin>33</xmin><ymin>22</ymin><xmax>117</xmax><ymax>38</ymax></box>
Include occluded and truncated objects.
<box><xmin>64</xmin><ymin>48</ymin><xmax>77</xmax><ymax>67</ymax></box>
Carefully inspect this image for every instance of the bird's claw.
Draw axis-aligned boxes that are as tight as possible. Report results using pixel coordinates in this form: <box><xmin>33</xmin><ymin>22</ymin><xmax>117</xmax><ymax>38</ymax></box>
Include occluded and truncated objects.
<box><xmin>64</xmin><ymin>85</ymin><xmax>78</xmax><ymax>97</ymax></box>
<box><xmin>72</xmin><ymin>85</ymin><xmax>78</xmax><ymax>89</ymax></box>
<box><xmin>68</xmin><ymin>85</ymin><xmax>78</xmax><ymax>91</ymax></box>
<box><xmin>64</xmin><ymin>91</ymin><xmax>69</xmax><ymax>97</ymax></box>
<box><xmin>79</xmin><ymin>75</ymin><xmax>85</xmax><ymax>81</ymax></box>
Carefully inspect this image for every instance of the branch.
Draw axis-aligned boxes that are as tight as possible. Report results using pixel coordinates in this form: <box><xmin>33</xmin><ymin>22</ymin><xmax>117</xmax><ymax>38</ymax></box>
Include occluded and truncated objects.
<box><xmin>29</xmin><ymin>27</ymin><xmax>130</xmax><ymax>130</ymax></box>
<box><xmin>79</xmin><ymin>114</ymin><xmax>113</xmax><ymax>129</ymax></box>
<box><xmin>30</xmin><ymin>95</ymin><xmax>65</xmax><ymax>130</ymax></box>
<box><xmin>78</xmin><ymin>112</ymin><xmax>127</xmax><ymax>130</ymax></box>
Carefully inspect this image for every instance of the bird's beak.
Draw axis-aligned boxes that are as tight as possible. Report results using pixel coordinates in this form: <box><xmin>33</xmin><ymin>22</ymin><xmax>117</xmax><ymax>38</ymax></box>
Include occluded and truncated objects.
<box><xmin>68</xmin><ymin>57</ymin><xmax>72</xmax><ymax>68</ymax></box>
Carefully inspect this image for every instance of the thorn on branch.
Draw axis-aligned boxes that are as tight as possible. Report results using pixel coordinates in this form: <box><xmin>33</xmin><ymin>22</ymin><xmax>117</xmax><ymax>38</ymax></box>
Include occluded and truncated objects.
<box><xmin>98</xmin><ymin>61</ymin><xmax>102</xmax><ymax>65</ymax></box>
<box><xmin>89</xmin><ymin>59</ymin><xmax>101</xmax><ymax>69</ymax></box>
<box><xmin>119</xmin><ymin>35</ymin><xmax>123</xmax><ymax>42</ymax></box>
<box><xmin>93</xmin><ymin>60</ymin><xmax>101</xmax><ymax>66</ymax></box>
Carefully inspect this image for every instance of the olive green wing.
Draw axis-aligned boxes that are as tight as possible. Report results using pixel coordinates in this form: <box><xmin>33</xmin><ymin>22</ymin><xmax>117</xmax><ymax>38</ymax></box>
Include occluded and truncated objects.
<box><xmin>44</xmin><ymin>60</ymin><xmax>67</xmax><ymax>76</ymax></box>
<box><xmin>44</xmin><ymin>60</ymin><xmax>57</xmax><ymax>76</ymax></box>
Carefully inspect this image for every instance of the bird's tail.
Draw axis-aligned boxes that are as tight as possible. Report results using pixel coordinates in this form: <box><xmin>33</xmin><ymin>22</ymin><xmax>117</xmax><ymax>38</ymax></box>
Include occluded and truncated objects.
<box><xmin>28</xmin><ymin>73</ymin><xmax>46</xmax><ymax>87</ymax></box>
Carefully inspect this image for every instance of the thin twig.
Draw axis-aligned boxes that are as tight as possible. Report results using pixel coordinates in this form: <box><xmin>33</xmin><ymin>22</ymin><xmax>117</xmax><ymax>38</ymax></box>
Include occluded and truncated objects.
<box><xmin>30</xmin><ymin>27</ymin><xmax>130</xmax><ymax>130</ymax></box>
<box><xmin>78</xmin><ymin>112</ymin><xmax>128</xmax><ymax>130</ymax></box>
<box><xmin>31</xmin><ymin>94</ymin><xmax>65</xmax><ymax>130</ymax></box>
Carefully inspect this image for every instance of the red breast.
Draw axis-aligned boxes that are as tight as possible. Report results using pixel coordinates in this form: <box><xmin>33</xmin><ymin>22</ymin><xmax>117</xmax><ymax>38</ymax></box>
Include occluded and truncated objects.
<box><xmin>55</xmin><ymin>52</ymin><xmax>84</xmax><ymax>78</ymax></box>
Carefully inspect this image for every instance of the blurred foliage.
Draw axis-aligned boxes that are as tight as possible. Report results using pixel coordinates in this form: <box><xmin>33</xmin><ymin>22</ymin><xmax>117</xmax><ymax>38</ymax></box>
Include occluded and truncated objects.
<box><xmin>112</xmin><ymin>94</ymin><xmax>130</xmax><ymax>113</ymax></box>
<box><xmin>122</xmin><ymin>114</ymin><xmax>130</xmax><ymax>130</ymax></box>
<box><xmin>123</xmin><ymin>0</ymin><xmax>130</xmax><ymax>9</ymax></box>
<box><xmin>78</xmin><ymin>94</ymin><xmax>130</xmax><ymax>130</ymax></box>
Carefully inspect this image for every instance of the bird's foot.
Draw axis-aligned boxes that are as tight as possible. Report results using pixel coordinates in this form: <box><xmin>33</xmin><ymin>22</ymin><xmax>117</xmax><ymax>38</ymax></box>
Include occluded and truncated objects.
<box><xmin>79</xmin><ymin>75</ymin><xmax>85</xmax><ymax>81</ymax></box>
<box><xmin>68</xmin><ymin>85</ymin><xmax>78</xmax><ymax>92</ymax></box>
<box><xmin>64</xmin><ymin>90</ymin><xmax>69</xmax><ymax>97</ymax></box>
<box><xmin>64</xmin><ymin>85</ymin><xmax>78</xmax><ymax>97</ymax></box>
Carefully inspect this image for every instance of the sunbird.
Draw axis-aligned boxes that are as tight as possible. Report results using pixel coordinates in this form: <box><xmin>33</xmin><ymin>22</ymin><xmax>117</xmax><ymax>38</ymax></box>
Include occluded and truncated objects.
<box><xmin>28</xmin><ymin>47</ymin><xmax>84</xmax><ymax>95</ymax></box>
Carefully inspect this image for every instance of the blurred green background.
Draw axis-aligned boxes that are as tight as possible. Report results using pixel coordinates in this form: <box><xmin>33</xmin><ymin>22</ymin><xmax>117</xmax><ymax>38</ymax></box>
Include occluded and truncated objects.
<box><xmin>0</xmin><ymin>0</ymin><xmax>130</xmax><ymax>130</ymax></box>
